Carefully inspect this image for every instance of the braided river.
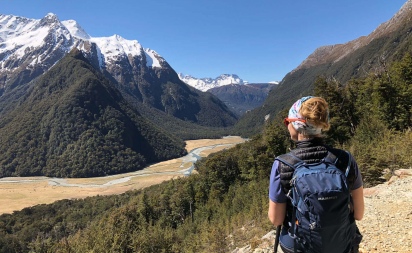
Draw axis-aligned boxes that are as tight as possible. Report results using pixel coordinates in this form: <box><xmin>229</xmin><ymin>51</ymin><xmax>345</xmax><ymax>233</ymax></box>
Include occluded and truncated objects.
<box><xmin>0</xmin><ymin>136</ymin><xmax>246</xmax><ymax>214</ymax></box>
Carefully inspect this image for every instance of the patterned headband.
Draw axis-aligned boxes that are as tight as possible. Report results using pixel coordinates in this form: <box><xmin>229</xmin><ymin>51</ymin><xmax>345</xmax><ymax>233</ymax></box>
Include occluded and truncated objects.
<box><xmin>288</xmin><ymin>96</ymin><xmax>323</xmax><ymax>135</ymax></box>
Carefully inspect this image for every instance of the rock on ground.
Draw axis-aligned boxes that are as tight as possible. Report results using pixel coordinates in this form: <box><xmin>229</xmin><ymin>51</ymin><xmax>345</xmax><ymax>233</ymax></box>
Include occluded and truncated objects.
<box><xmin>233</xmin><ymin>169</ymin><xmax>412</xmax><ymax>253</ymax></box>
<box><xmin>357</xmin><ymin>169</ymin><xmax>412</xmax><ymax>253</ymax></box>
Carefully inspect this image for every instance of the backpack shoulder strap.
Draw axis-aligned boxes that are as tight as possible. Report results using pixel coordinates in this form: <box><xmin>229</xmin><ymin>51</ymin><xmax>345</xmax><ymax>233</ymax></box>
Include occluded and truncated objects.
<box><xmin>275</xmin><ymin>153</ymin><xmax>305</xmax><ymax>169</ymax></box>
<box><xmin>344</xmin><ymin>151</ymin><xmax>352</xmax><ymax>177</ymax></box>
<box><xmin>325</xmin><ymin>150</ymin><xmax>352</xmax><ymax>177</ymax></box>
<box><xmin>273</xmin><ymin>153</ymin><xmax>303</xmax><ymax>253</ymax></box>
<box><xmin>324</xmin><ymin>151</ymin><xmax>338</xmax><ymax>164</ymax></box>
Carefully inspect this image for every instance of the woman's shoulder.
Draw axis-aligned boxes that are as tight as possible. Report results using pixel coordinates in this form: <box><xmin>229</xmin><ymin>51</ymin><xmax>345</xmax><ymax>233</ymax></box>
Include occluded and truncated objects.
<box><xmin>325</xmin><ymin>146</ymin><xmax>356</xmax><ymax>170</ymax></box>
<box><xmin>325</xmin><ymin>146</ymin><xmax>351</xmax><ymax>160</ymax></box>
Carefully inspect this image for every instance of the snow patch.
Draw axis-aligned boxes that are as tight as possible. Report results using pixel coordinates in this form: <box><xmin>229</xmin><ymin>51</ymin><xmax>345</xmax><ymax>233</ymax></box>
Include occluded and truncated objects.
<box><xmin>144</xmin><ymin>48</ymin><xmax>162</xmax><ymax>68</ymax></box>
<box><xmin>61</xmin><ymin>20</ymin><xmax>90</xmax><ymax>40</ymax></box>
<box><xmin>0</xmin><ymin>13</ymin><xmax>164</xmax><ymax>72</ymax></box>
<box><xmin>179</xmin><ymin>73</ymin><xmax>246</xmax><ymax>91</ymax></box>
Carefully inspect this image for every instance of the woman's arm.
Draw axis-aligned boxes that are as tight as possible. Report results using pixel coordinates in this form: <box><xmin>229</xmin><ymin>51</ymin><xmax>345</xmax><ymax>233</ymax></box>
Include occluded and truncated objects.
<box><xmin>351</xmin><ymin>186</ymin><xmax>364</xmax><ymax>220</ymax></box>
<box><xmin>268</xmin><ymin>200</ymin><xmax>286</xmax><ymax>226</ymax></box>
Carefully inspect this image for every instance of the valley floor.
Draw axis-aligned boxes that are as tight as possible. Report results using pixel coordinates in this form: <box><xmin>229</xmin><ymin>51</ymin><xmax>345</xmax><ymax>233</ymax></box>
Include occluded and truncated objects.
<box><xmin>0</xmin><ymin>136</ymin><xmax>246</xmax><ymax>215</ymax></box>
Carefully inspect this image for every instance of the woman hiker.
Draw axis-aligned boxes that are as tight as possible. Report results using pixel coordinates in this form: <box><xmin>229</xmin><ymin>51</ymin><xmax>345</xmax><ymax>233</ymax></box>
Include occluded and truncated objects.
<box><xmin>268</xmin><ymin>96</ymin><xmax>364</xmax><ymax>253</ymax></box>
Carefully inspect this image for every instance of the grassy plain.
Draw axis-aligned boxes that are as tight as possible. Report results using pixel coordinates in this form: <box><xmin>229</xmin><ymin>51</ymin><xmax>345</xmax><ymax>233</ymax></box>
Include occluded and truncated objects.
<box><xmin>0</xmin><ymin>136</ymin><xmax>245</xmax><ymax>215</ymax></box>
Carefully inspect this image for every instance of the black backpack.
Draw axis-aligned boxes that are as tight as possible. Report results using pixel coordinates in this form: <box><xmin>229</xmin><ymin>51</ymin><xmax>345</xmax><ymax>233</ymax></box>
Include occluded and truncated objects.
<box><xmin>274</xmin><ymin>151</ymin><xmax>355</xmax><ymax>253</ymax></box>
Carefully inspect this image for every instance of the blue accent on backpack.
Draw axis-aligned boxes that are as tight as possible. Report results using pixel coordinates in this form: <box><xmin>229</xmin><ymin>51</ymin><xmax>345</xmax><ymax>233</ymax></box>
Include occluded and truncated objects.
<box><xmin>275</xmin><ymin>151</ymin><xmax>355</xmax><ymax>253</ymax></box>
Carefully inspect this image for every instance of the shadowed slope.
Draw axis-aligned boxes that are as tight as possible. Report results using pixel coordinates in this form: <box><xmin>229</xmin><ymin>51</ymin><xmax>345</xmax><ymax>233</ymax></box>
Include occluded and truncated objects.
<box><xmin>0</xmin><ymin>49</ymin><xmax>186</xmax><ymax>178</ymax></box>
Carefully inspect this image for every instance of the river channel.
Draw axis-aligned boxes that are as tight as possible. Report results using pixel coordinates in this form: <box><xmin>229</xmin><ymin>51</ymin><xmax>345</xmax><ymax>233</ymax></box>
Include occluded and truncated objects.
<box><xmin>0</xmin><ymin>136</ymin><xmax>246</xmax><ymax>214</ymax></box>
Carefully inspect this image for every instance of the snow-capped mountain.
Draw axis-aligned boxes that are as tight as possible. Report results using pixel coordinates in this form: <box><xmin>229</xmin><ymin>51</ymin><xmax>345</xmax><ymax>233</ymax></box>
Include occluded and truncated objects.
<box><xmin>178</xmin><ymin>73</ymin><xmax>247</xmax><ymax>92</ymax></box>
<box><xmin>0</xmin><ymin>13</ymin><xmax>165</xmax><ymax>93</ymax></box>
<box><xmin>0</xmin><ymin>13</ymin><xmax>238</xmax><ymax>128</ymax></box>
<box><xmin>178</xmin><ymin>72</ymin><xmax>278</xmax><ymax>115</ymax></box>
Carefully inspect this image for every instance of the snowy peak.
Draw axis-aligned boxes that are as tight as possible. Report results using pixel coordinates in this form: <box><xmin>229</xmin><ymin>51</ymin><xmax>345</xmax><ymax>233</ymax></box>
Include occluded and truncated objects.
<box><xmin>90</xmin><ymin>34</ymin><xmax>143</xmax><ymax>61</ymax></box>
<box><xmin>215</xmin><ymin>74</ymin><xmax>246</xmax><ymax>85</ymax></box>
<box><xmin>178</xmin><ymin>73</ymin><xmax>246</xmax><ymax>92</ymax></box>
<box><xmin>0</xmin><ymin>13</ymin><xmax>164</xmax><ymax>73</ymax></box>
<box><xmin>0</xmin><ymin>13</ymin><xmax>73</xmax><ymax>60</ymax></box>
<box><xmin>61</xmin><ymin>19</ymin><xmax>90</xmax><ymax>40</ymax></box>
<box><xmin>40</xmin><ymin>13</ymin><xmax>59</xmax><ymax>23</ymax></box>
<box><xmin>144</xmin><ymin>48</ymin><xmax>163</xmax><ymax>68</ymax></box>
<box><xmin>0</xmin><ymin>12</ymin><xmax>169</xmax><ymax>91</ymax></box>
<box><xmin>88</xmin><ymin>35</ymin><xmax>164</xmax><ymax>68</ymax></box>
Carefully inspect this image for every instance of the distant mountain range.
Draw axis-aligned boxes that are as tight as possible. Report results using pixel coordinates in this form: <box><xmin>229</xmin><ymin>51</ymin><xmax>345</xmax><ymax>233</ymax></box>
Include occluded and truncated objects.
<box><xmin>178</xmin><ymin>73</ymin><xmax>279</xmax><ymax>92</ymax></box>
<box><xmin>0</xmin><ymin>13</ymin><xmax>237</xmax><ymax>129</ymax></box>
<box><xmin>178</xmin><ymin>74</ymin><xmax>278</xmax><ymax>115</ymax></box>
<box><xmin>208</xmin><ymin>83</ymin><xmax>277</xmax><ymax>116</ymax></box>
<box><xmin>0</xmin><ymin>13</ymin><xmax>240</xmax><ymax>178</ymax></box>
<box><xmin>1</xmin><ymin>0</ymin><xmax>411</xmax><ymax>177</ymax></box>
<box><xmin>178</xmin><ymin>74</ymin><xmax>247</xmax><ymax>92</ymax></box>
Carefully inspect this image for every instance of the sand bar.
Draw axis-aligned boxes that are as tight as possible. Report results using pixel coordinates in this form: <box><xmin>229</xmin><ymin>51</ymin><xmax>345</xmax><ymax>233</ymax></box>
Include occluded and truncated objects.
<box><xmin>0</xmin><ymin>136</ymin><xmax>245</xmax><ymax>215</ymax></box>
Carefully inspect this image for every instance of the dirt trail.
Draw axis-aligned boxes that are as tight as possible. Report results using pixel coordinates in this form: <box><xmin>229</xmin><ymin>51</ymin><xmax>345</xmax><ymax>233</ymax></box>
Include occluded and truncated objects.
<box><xmin>234</xmin><ymin>169</ymin><xmax>412</xmax><ymax>253</ymax></box>
<box><xmin>357</xmin><ymin>169</ymin><xmax>412</xmax><ymax>253</ymax></box>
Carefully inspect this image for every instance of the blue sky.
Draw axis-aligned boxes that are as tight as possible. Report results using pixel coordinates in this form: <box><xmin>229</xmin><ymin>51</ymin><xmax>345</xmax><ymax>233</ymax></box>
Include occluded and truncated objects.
<box><xmin>1</xmin><ymin>0</ymin><xmax>408</xmax><ymax>83</ymax></box>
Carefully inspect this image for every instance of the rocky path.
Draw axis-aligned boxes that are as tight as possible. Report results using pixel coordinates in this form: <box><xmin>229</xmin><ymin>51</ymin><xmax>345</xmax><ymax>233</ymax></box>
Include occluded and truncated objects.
<box><xmin>358</xmin><ymin>169</ymin><xmax>412</xmax><ymax>253</ymax></box>
<box><xmin>235</xmin><ymin>169</ymin><xmax>412</xmax><ymax>253</ymax></box>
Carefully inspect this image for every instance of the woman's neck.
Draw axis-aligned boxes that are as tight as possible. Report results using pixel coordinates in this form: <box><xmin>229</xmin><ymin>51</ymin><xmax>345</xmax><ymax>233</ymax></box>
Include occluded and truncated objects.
<box><xmin>294</xmin><ymin>136</ymin><xmax>325</xmax><ymax>148</ymax></box>
<box><xmin>297</xmin><ymin>134</ymin><xmax>322</xmax><ymax>141</ymax></box>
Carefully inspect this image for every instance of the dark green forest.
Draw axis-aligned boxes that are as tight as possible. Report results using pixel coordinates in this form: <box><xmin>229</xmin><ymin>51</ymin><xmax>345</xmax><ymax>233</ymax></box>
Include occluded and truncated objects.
<box><xmin>122</xmin><ymin>93</ymin><xmax>234</xmax><ymax>141</ymax></box>
<box><xmin>0</xmin><ymin>53</ymin><xmax>411</xmax><ymax>252</ymax></box>
<box><xmin>0</xmin><ymin>50</ymin><xmax>187</xmax><ymax>178</ymax></box>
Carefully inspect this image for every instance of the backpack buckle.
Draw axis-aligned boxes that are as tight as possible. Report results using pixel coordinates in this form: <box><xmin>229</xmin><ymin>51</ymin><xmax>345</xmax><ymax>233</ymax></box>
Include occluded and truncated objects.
<box><xmin>288</xmin><ymin>230</ymin><xmax>297</xmax><ymax>239</ymax></box>
<box><xmin>309</xmin><ymin>222</ymin><xmax>316</xmax><ymax>230</ymax></box>
<box><xmin>287</xmin><ymin>189</ymin><xmax>292</xmax><ymax>199</ymax></box>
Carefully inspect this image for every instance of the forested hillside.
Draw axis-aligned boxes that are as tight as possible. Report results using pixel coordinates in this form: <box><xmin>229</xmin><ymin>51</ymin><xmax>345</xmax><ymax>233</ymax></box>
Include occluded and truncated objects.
<box><xmin>122</xmin><ymin>92</ymin><xmax>234</xmax><ymax>140</ymax></box>
<box><xmin>0</xmin><ymin>13</ymin><xmax>239</xmax><ymax>129</ymax></box>
<box><xmin>0</xmin><ymin>49</ymin><xmax>186</xmax><ymax>178</ymax></box>
<box><xmin>0</xmin><ymin>54</ymin><xmax>410</xmax><ymax>252</ymax></box>
<box><xmin>208</xmin><ymin>83</ymin><xmax>276</xmax><ymax>116</ymax></box>
<box><xmin>234</xmin><ymin>1</ymin><xmax>412</xmax><ymax>136</ymax></box>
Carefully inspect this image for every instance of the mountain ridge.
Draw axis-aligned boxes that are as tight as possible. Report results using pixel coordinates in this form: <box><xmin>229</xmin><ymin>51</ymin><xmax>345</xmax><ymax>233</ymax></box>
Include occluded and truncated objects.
<box><xmin>208</xmin><ymin>83</ymin><xmax>277</xmax><ymax>116</ymax></box>
<box><xmin>0</xmin><ymin>12</ymin><xmax>238</xmax><ymax>128</ymax></box>
<box><xmin>179</xmin><ymin>73</ymin><xmax>278</xmax><ymax>116</ymax></box>
<box><xmin>0</xmin><ymin>48</ymin><xmax>186</xmax><ymax>178</ymax></box>
<box><xmin>294</xmin><ymin>0</ymin><xmax>412</xmax><ymax>72</ymax></box>
<box><xmin>178</xmin><ymin>73</ymin><xmax>247</xmax><ymax>92</ymax></box>
<box><xmin>234</xmin><ymin>0</ymin><xmax>412</xmax><ymax>136</ymax></box>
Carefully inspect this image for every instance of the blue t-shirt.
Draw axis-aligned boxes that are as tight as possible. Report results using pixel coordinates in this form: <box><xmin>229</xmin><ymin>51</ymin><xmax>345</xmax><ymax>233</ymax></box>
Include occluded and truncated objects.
<box><xmin>269</xmin><ymin>157</ymin><xmax>363</xmax><ymax>203</ymax></box>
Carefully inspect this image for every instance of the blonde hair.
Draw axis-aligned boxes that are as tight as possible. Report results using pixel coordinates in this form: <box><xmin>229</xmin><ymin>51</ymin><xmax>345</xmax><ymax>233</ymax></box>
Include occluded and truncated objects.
<box><xmin>299</xmin><ymin>97</ymin><xmax>330</xmax><ymax>131</ymax></box>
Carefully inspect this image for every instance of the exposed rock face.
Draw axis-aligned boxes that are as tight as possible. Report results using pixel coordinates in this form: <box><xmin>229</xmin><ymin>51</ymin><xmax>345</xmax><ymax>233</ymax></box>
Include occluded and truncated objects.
<box><xmin>0</xmin><ymin>14</ymin><xmax>77</xmax><ymax>92</ymax></box>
